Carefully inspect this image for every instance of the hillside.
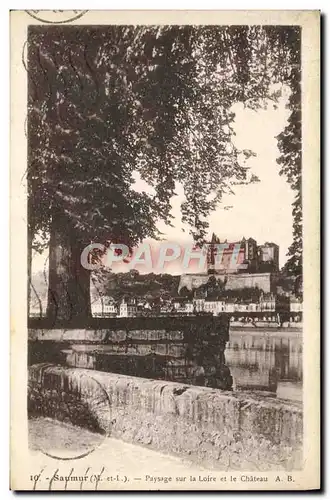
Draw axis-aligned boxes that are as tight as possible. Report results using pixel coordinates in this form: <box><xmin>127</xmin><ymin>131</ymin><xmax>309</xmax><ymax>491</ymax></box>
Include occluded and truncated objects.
<box><xmin>91</xmin><ymin>270</ymin><xmax>181</xmax><ymax>303</ymax></box>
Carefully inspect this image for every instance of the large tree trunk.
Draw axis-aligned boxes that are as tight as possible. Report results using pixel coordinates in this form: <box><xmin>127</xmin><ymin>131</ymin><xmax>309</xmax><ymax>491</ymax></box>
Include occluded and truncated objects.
<box><xmin>47</xmin><ymin>213</ymin><xmax>91</xmax><ymax>323</ymax></box>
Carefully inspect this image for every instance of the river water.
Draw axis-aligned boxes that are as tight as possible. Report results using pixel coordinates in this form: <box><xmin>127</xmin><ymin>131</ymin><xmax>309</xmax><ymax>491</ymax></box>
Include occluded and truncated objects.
<box><xmin>226</xmin><ymin>328</ymin><xmax>303</xmax><ymax>402</ymax></box>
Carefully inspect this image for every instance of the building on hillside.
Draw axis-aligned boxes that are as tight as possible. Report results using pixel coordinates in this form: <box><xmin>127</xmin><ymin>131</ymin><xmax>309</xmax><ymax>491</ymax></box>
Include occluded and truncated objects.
<box><xmin>259</xmin><ymin>293</ymin><xmax>276</xmax><ymax>312</ymax></box>
<box><xmin>289</xmin><ymin>296</ymin><xmax>303</xmax><ymax>322</ymax></box>
<box><xmin>203</xmin><ymin>299</ymin><xmax>225</xmax><ymax>315</ymax></box>
<box><xmin>259</xmin><ymin>293</ymin><xmax>290</xmax><ymax>313</ymax></box>
<box><xmin>92</xmin><ymin>297</ymin><xmax>118</xmax><ymax>317</ymax></box>
<box><xmin>178</xmin><ymin>273</ymin><xmax>210</xmax><ymax>292</ymax></box>
<box><xmin>173</xmin><ymin>297</ymin><xmax>185</xmax><ymax>310</ymax></box>
<box><xmin>247</xmin><ymin>302</ymin><xmax>259</xmax><ymax>312</ymax></box>
<box><xmin>173</xmin><ymin>297</ymin><xmax>194</xmax><ymax>315</ymax></box>
<box><xmin>290</xmin><ymin>296</ymin><xmax>303</xmax><ymax>313</ymax></box>
<box><xmin>223</xmin><ymin>302</ymin><xmax>235</xmax><ymax>313</ymax></box>
<box><xmin>193</xmin><ymin>297</ymin><xmax>205</xmax><ymax>312</ymax></box>
<box><xmin>160</xmin><ymin>303</ymin><xmax>173</xmax><ymax>314</ymax></box>
<box><xmin>119</xmin><ymin>298</ymin><xmax>137</xmax><ymax>317</ymax></box>
<box><xmin>235</xmin><ymin>303</ymin><xmax>250</xmax><ymax>313</ymax></box>
<box><xmin>184</xmin><ymin>301</ymin><xmax>194</xmax><ymax>314</ymax></box>
<box><xmin>192</xmin><ymin>298</ymin><xmax>261</xmax><ymax>315</ymax></box>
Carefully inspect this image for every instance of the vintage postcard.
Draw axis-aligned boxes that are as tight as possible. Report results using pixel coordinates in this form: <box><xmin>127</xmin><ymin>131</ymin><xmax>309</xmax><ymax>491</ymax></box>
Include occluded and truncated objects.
<box><xmin>10</xmin><ymin>10</ymin><xmax>320</xmax><ymax>491</ymax></box>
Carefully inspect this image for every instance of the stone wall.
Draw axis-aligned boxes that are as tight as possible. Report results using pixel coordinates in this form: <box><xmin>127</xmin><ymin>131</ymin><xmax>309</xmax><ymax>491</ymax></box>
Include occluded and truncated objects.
<box><xmin>178</xmin><ymin>272</ymin><xmax>275</xmax><ymax>293</ymax></box>
<box><xmin>28</xmin><ymin>364</ymin><xmax>303</xmax><ymax>471</ymax></box>
<box><xmin>28</xmin><ymin>316</ymin><xmax>232</xmax><ymax>390</ymax></box>
<box><xmin>226</xmin><ymin>273</ymin><xmax>274</xmax><ymax>293</ymax></box>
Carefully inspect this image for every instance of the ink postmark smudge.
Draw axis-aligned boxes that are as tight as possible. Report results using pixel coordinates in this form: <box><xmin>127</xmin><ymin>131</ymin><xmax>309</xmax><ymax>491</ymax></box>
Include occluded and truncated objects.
<box><xmin>29</xmin><ymin>372</ymin><xmax>111</xmax><ymax>461</ymax></box>
<box><xmin>26</xmin><ymin>10</ymin><xmax>88</xmax><ymax>24</ymax></box>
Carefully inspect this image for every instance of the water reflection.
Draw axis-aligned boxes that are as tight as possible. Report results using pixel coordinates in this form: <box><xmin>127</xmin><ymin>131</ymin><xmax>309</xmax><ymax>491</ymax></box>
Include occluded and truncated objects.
<box><xmin>226</xmin><ymin>329</ymin><xmax>303</xmax><ymax>401</ymax></box>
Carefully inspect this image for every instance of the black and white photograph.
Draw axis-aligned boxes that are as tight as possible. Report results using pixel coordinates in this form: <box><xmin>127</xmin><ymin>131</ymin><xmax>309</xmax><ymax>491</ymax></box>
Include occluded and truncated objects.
<box><xmin>10</xmin><ymin>10</ymin><xmax>320</xmax><ymax>491</ymax></box>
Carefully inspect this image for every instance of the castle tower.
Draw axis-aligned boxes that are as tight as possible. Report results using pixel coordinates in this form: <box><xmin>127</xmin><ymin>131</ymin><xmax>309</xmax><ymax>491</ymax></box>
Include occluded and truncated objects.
<box><xmin>257</xmin><ymin>242</ymin><xmax>279</xmax><ymax>272</ymax></box>
<box><xmin>207</xmin><ymin>232</ymin><xmax>220</xmax><ymax>274</ymax></box>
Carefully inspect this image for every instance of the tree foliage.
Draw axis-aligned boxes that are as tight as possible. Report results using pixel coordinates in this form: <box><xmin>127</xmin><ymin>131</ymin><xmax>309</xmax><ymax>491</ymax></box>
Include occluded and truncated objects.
<box><xmin>217</xmin><ymin>286</ymin><xmax>263</xmax><ymax>302</ymax></box>
<box><xmin>179</xmin><ymin>286</ymin><xmax>194</xmax><ymax>299</ymax></box>
<box><xmin>275</xmin><ymin>28</ymin><xmax>302</xmax><ymax>282</ymax></box>
<box><xmin>28</xmin><ymin>25</ymin><xmax>301</xmax><ymax>247</ymax></box>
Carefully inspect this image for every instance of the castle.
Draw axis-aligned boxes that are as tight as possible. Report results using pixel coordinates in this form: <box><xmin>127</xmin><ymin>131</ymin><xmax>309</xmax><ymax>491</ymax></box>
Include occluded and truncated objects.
<box><xmin>178</xmin><ymin>234</ymin><xmax>279</xmax><ymax>293</ymax></box>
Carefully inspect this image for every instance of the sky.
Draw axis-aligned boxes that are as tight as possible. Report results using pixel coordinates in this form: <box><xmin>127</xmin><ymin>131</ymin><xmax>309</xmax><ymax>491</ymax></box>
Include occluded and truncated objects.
<box><xmin>126</xmin><ymin>86</ymin><xmax>294</xmax><ymax>274</ymax></box>
<box><xmin>31</xmin><ymin>86</ymin><xmax>294</xmax><ymax>277</ymax></box>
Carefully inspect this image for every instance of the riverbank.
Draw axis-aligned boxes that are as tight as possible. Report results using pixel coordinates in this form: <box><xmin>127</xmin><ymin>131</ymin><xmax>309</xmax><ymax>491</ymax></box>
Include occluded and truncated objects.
<box><xmin>230</xmin><ymin>326</ymin><xmax>302</xmax><ymax>338</ymax></box>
